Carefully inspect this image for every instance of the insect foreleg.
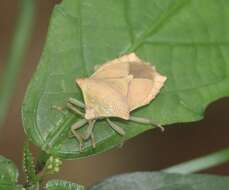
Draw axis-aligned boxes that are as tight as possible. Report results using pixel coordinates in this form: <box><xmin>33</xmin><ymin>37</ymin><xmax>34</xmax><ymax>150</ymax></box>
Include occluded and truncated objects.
<box><xmin>51</xmin><ymin>105</ymin><xmax>66</xmax><ymax>114</ymax></box>
<box><xmin>106</xmin><ymin>119</ymin><xmax>125</xmax><ymax>136</ymax></box>
<box><xmin>67</xmin><ymin>102</ymin><xmax>84</xmax><ymax>117</ymax></box>
<box><xmin>129</xmin><ymin>116</ymin><xmax>164</xmax><ymax>131</ymax></box>
<box><xmin>68</xmin><ymin>97</ymin><xmax>85</xmax><ymax>108</ymax></box>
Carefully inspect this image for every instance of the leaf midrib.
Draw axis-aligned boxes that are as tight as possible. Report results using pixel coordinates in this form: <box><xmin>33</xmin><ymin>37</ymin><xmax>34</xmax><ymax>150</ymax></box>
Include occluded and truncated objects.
<box><xmin>128</xmin><ymin>0</ymin><xmax>191</xmax><ymax>52</ymax></box>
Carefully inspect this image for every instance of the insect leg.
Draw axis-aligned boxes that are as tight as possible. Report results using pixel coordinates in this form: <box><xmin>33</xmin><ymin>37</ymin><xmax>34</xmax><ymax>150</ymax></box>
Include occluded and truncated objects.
<box><xmin>82</xmin><ymin>120</ymin><xmax>96</xmax><ymax>140</ymax></box>
<box><xmin>79</xmin><ymin>120</ymin><xmax>97</xmax><ymax>148</ymax></box>
<box><xmin>106</xmin><ymin>119</ymin><xmax>125</xmax><ymax>136</ymax></box>
<box><xmin>90</xmin><ymin>132</ymin><xmax>96</xmax><ymax>148</ymax></box>
<box><xmin>129</xmin><ymin>116</ymin><xmax>164</xmax><ymax>131</ymax></box>
<box><xmin>51</xmin><ymin>105</ymin><xmax>66</xmax><ymax>114</ymax></box>
<box><xmin>71</xmin><ymin>119</ymin><xmax>88</xmax><ymax>151</ymax></box>
<box><xmin>68</xmin><ymin>97</ymin><xmax>85</xmax><ymax>108</ymax></box>
<box><xmin>67</xmin><ymin>102</ymin><xmax>84</xmax><ymax>117</ymax></box>
<box><xmin>88</xmin><ymin>120</ymin><xmax>96</xmax><ymax>148</ymax></box>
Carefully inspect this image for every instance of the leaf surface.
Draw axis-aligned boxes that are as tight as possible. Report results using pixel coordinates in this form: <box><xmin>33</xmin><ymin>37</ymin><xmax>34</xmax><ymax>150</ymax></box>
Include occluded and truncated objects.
<box><xmin>22</xmin><ymin>0</ymin><xmax>229</xmax><ymax>158</ymax></box>
<box><xmin>90</xmin><ymin>172</ymin><xmax>229</xmax><ymax>190</ymax></box>
<box><xmin>46</xmin><ymin>180</ymin><xmax>85</xmax><ymax>190</ymax></box>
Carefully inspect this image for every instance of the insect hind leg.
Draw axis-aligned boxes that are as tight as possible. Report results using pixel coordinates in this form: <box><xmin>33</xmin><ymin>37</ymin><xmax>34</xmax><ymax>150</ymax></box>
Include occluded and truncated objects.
<box><xmin>106</xmin><ymin>119</ymin><xmax>125</xmax><ymax>136</ymax></box>
<box><xmin>129</xmin><ymin>116</ymin><xmax>164</xmax><ymax>132</ymax></box>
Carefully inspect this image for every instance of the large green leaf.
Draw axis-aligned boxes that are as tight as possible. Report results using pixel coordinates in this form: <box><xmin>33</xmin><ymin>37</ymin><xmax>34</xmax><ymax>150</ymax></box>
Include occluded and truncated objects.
<box><xmin>90</xmin><ymin>172</ymin><xmax>229</xmax><ymax>190</ymax></box>
<box><xmin>46</xmin><ymin>180</ymin><xmax>85</xmax><ymax>190</ymax></box>
<box><xmin>46</xmin><ymin>172</ymin><xmax>229</xmax><ymax>189</ymax></box>
<box><xmin>22</xmin><ymin>0</ymin><xmax>229</xmax><ymax>159</ymax></box>
<box><xmin>0</xmin><ymin>156</ymin><xmax>23</xmax><ymax>190</ymax></box>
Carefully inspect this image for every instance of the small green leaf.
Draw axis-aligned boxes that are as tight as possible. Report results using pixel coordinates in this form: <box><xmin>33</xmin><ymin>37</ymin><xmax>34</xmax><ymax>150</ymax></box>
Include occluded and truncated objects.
<box><xmin>0</xmin><ymin>155</ymin><xmax>23</xmax><ymax>190</ymax></box>
<box><xmin>90</xmin><ymin>172</ymin><xmax>229</xmax><ymax>190</ymax></box>
<box><xmin>0</xmin><ymin>155</ymin><xmax>18</xmax><ymax>184</ymax></box>
<box><xmin>0</xmin><ymin>184</ymin><xmax>24</xmax><ymax>190</ymax></box>
<box><xmin>46</xmin><ymin>180</ymin><xmax>85</xmax><ymax>190</ymax></box>
<box><xmin>22</xmin><ymin>0</ymin><xmax>229</xmax><ymax>159</ymax></box>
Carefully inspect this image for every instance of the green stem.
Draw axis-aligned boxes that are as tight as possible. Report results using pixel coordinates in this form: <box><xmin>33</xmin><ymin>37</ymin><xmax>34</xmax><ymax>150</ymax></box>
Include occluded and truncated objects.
<box><xmin>0</xmin><ymin>0</ymin><xmax>35</xmax><ymax>126</ymax></box>
<box><xmin>163</xmin><ymin>148</ymin><xmax>229</xmax><ymax>174</ymax></box>
<box><xmin>35</xmin><ymin>150</ymin><xmax>49</xmax><ymax>175</ymax></box>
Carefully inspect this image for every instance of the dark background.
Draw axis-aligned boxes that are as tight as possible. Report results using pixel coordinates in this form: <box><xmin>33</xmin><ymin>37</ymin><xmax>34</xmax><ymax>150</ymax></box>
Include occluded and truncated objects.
<box><xmin>0</xmin><ymin>0</ymin><xmax>229</xmax><ymax>186</ymax></box>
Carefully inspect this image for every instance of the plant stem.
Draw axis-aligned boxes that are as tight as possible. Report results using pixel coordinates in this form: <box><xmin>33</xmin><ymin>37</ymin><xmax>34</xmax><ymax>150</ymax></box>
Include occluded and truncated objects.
<box><xmin>162</xmin><ymin>148</ymin><xmax>229</xmax><ymax>174</ymax></box>
<box><xmin>0</xmin><ymin>0</ymin><xmax>35</xmax><ymax>126</ymax></box>
<box><xmin>35</xmin><ymin>150</ymin><xmax>49</xmax><ymax>175</ymax></box>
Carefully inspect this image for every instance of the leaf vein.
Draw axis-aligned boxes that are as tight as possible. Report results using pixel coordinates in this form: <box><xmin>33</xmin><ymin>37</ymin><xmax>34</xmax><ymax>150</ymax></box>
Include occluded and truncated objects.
<box><xmin>144</xmin><ymin>41</ymin><xmax>229</xmax><ymax>46</ymax></box>
<box><xmin>129</xmin><ymin>0</ymin><xmax>191</xmax><ymax>51</ymax></box>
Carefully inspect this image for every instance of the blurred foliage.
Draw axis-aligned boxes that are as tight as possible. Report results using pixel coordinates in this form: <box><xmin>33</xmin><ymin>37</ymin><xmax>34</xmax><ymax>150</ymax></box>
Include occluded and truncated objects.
<box><xmin>0</xmin><ymin>0</ymin><xmax>35</xmax><ymax>127</ymax></box>
<box><xmin>90</xmin><ymin>172</ymin><xmax>229</xmax><ymax>190</ymax></box>
<box><xmin>163</xmin><ymin>148</ymin><xmax>229</xmax><ymax>174</ymax></box>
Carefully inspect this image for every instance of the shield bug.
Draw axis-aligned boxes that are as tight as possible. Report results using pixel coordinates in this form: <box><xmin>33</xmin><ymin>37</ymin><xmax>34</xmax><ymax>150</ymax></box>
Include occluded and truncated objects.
<box><xmin>66</xmin><ymin>53</ymin><xmax>167</xmax><ymax>150</ymax></box>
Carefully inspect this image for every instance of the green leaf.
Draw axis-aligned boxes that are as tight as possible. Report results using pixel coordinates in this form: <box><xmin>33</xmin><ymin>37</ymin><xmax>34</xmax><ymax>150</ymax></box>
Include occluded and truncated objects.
<box><xmin>90</xmin><ymin>172</ymin><xmax>229</xmax><ymax>190</ymax></box>
<box><xmin>45</xmin><ymin>180</ymin><xmax>85</xmax><ymax>190</ymax></box>
<box><xmin>0</xmin><ymin>155</ymin><xmax>23</xmax><ymax>190</ymax></box>
<box><xmin>22</xmin><ymin>0</ymin><xmax>229</xmax><ymax>159</ymax></box>
<box><xmin>0</xmin><ymin>155</ymin><xmax>18</xmax><ymax>184</ymax></box>
<box><xmin>0</xmin><ymin>184</ymin><xmax>24</xmax><ymax>190</ymax></box>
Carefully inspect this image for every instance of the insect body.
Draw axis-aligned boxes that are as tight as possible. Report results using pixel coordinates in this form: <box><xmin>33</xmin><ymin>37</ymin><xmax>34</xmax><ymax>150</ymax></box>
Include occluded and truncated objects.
<box><xmin>66</xmin><ymin>53</ymin><xmax>167</xmax><ymax>150</ymax></box>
